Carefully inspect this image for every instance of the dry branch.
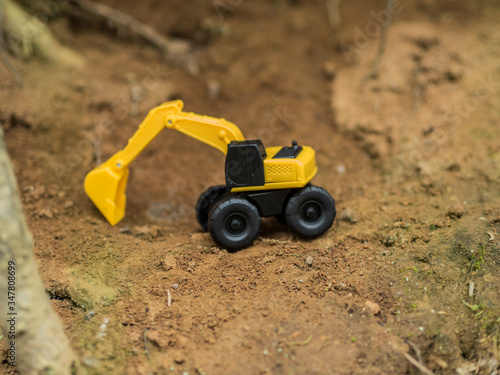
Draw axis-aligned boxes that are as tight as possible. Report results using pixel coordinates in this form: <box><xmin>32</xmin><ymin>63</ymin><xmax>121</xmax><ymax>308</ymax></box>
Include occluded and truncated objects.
<box><xmin>403</xmin><ymin>352</ymin><xmax>433</xmax><ymax>375</ymax></box>
<box><xmin>68</xmin><ymin>0</ymin><xmax>199</xmax><ymax>76</ymax></box>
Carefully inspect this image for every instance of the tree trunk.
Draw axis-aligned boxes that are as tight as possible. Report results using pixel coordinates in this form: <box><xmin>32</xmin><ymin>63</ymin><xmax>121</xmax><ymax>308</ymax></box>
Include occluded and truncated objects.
<box><xmin>0</xmin><ymin>127</ymin><xmax>76</xmax><ymax>374</ymax></box>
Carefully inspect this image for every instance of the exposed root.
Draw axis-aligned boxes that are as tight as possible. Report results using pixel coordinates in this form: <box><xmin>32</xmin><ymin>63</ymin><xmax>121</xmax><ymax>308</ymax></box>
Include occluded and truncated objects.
<box><xmin>68</xmin><ymin>0</ymin><xmax>199</xmax><ymax>76</ymax></box>
<box><xmin>3</xmin><ymin>0</ymin><xmax>84</xmax><ymax>70</ymax></box>
<box><xmin>0</xmin><ymin>0</ymin><xmax>23</xmax><ymax>87</ymax></box>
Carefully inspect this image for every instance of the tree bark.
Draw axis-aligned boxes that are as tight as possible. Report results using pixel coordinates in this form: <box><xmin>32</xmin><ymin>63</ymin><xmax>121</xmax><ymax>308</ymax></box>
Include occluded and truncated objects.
<box><xmin>0</xmin><ymin>127</ymin><xmax>76</xmax><ymax>374</ymax></box>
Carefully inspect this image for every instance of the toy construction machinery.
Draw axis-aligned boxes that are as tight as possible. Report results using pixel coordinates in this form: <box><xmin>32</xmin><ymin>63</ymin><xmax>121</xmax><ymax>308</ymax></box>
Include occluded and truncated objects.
<box><xmin>85</xmin><ymin>100</ymin><xmax>336</xmax><ymax>251</ymax></box>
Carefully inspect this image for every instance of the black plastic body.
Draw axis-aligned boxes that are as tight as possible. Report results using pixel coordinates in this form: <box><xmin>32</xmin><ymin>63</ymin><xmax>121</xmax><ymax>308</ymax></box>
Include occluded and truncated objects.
<box><xmin>225</xmin><ymin>140</ymin><xmax>266</xmax><ymax>188</ymax></box>
<box><xmin>273</xmin><ymin>140</ymin><xmax>302</xmax><ymax>159</ymax></box>
<box><xmin>241</xmin><ymin>189</ymin><xmax>292</xmax><ymax>217</ymax></box>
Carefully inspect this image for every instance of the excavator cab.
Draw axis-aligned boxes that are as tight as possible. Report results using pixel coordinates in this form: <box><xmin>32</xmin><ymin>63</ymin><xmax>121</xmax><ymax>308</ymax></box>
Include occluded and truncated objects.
<box><xmin>225</xmin><ymin>140</ymin><xmax>266</xmax><ymax>188</ymax></box>
<box><xmin>85</xmin><ymin>100</ymin><xmax>336</xmax><ymax>251</ymax></box>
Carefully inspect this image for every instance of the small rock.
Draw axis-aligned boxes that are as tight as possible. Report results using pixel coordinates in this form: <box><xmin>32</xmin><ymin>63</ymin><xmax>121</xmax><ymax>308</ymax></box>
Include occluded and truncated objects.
<box><xmin>306</xmin><ymin>255</ymin><xmax>314</xmax><ymax>266</ymax></box>
<box><xmin>163</xmin><ymin>254</ymin><xmax>177</xmax><ymax>271</ymax></box>
<box><xmin>359</xmin><ymin>270</ymin><xmax>365</xmax><ymax>276</ymax></box>
<box><xmin>364</xmin><ymin>300</ymin><xmax>381</xmax><ymax>315</ymax></box>
<box><xmin>119</xmin><ymin>225</ymin><xmax>131</xmax><ymax>234</ymax></box>
<box><xmin>339</xmin><ymin>208</ymin><xmax>358</xmax><ymax>223</ymax></box>
<box><xmin>85</xmin><ymin>311</ymin><xmax>95</xmax><ymax>321</ymax></box>
<box><xmin>37</xmin><ymin>207</ymin><xmax>56</xmax><ymax>218</ymax></box>
<box><xmin>446</xmin><ymin>205</ymin><xmax>464</xmax><ymax>219</ymax></box>
<box><xmin>133</xmin><ymin>225</ymin><xmax>161</xmax><ymax>240</ymax></box>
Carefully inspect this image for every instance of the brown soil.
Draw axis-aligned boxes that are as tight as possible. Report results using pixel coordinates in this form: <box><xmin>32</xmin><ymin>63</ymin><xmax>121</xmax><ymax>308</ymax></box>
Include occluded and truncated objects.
<box><xmin>1</xmin><ymin>0</ymin><xmax>500</xmax><ymax>374</ymax></box>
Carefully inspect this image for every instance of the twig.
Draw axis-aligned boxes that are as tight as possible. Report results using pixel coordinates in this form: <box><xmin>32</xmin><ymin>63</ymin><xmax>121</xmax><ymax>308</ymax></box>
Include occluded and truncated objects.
<box><xmin>468</xmin><ymin>281</ymin><xmax>475</xmax><ymax>298</ymax></box>
<box><xmin>0</xmin><ymin>0</ymin><xmax>23</xmax><ymax>88</ymax></box>
<box><xmin>289</xmin><ymin>335</ymin><xmax>312</xmax><ymax>346</ymax></box>
<box><xmin>167</xmin><ymin>289</ymin><xmax>172</xmax><ymax>307</ymax></box>
<box><xmin>402</xmin><ymin>352</ymin><xmax>433</xmax><ymax>375</ymax></box>
<box><xmin>406</xmin><ymin>340</ymin><xmax>424</xmax><ymax>364</ymax></box>
<box><xmin>68</xmin><ymin>0</ymin><xmax>199</xmax><ymax>76</ymax></box>
<box><xmin>464</xmin><ymin>258</ymin><xmax>475</xmax><ymax>283</ymax></box>
<box><xmin>143</xmin><ymin>329</ymin><xmax>151</xmax><ymax>362</ymax></box>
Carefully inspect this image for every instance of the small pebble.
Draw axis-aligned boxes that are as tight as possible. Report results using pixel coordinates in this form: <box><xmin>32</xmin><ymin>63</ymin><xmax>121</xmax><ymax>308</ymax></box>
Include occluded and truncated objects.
<box><xmin>446</xmin><ymin>204</ymin><xmax>464</xmax><ymax>219</ymax></box>
<box><xmin>364</xmin><ymin>300</ymin><xmax>381</xmax><ymax>315</ymax></box>
<box><xmin>85</xmin><ymin>311</ymin><xmax>95</xmax><ymax>321</ymax></box>
<box><xmin>306</xmin><ymin>255</ymin><xmax>314</xmax><ymax>266</ymax></box>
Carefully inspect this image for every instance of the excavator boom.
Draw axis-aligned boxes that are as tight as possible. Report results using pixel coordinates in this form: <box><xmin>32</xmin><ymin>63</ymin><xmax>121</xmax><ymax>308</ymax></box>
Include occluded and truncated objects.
<box><xmin>84</xmin><ymin>100</ymin><xmax>245</xmax><ymax>225</ymax></box>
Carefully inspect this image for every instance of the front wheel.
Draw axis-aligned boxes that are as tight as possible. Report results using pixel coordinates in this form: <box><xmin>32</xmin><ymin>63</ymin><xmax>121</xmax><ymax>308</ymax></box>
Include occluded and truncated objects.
<box><xmin>284</xmin><ymin>185</ymin><xmax>336</xmax><ymax>239</ymax></box>
<box><xmin>208</xmin><ymin>197</ymin><xmax>261</xmax><ymax>251</ymax></box>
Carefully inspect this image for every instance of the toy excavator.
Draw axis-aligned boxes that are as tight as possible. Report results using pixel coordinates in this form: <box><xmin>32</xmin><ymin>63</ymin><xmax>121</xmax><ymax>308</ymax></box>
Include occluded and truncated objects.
<box><xmin>85</xmin><ymin>100</ymin><xmax>336</xmax><ymax>251</ymax></box>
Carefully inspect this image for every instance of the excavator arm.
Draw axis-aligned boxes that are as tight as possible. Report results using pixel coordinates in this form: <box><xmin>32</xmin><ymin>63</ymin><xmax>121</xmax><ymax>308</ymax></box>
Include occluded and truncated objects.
<box><xmin>84</xmin><ymin>100</ymin><xmax>245</xmax><ymax>225</ymax></box>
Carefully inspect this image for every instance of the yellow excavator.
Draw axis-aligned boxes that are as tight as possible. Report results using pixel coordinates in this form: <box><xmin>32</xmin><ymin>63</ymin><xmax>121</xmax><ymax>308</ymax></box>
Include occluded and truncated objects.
<box><xmin>84</xmin><ymin>100</ymin><xmax>335</xmax><ymax>251</ymax></box>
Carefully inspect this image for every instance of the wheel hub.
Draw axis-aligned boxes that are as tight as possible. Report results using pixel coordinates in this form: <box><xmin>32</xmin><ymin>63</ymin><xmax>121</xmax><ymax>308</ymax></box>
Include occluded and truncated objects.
<box><xmin>225</xmin><ymin>213</ymin><xmax>247</xmax><ymax>236</ymax></box>
<box><xmin>230</xmin><ymin>219</ymin><xmax>241</xmax><ymax>230</ymax></box>
<box><xmin>300</xmin><ymin>201</ymin><xmax>322</xmax><ymax>223</ymax></box>
<box><xmin>306</xmin><ymin>207</ymin><xmax>316</xmax><ymax>218</ymax></box>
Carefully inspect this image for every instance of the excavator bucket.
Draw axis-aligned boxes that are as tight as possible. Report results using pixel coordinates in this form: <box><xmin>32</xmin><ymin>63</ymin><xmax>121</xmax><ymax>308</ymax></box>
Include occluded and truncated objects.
<box><xmin>84</xmin><ymin>99</ymin><xmax>246</xmax><ymax>225</ymax></box>
<box><xmin>84</xmin><ymin>153</ymin><xmax>129</xmax><ymax>226</ymax></box>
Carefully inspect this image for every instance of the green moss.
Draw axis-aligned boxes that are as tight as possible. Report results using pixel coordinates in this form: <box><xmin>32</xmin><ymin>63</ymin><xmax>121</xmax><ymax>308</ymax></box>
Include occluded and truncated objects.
<box><xmin>473</xmin><ymin>243</ymin><xmax>485</xmax><ymax>271</ymax></box>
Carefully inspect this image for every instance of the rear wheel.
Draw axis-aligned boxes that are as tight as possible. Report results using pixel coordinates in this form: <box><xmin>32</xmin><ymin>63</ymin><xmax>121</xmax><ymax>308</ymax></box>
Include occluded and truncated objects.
<box><xmin>196</xmin><ymin>185</ymin><xmax>227</xmax><ymax>231</ymax></box>
<box><xmin>208</xmin><ymin>197</ymin><xmax>261</xmax><ymax>251</ymax></box>
<box><xmin>284</xmin><ymin>185</ymin><xmax>336</xmax><ymax>239</ymax></box>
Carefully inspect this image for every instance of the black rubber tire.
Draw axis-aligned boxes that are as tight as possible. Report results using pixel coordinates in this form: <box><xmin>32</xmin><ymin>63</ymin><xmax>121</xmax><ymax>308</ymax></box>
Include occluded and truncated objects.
<box><xmin>208</xmin><ymin>197</ymin><xmax>261</xmax><ymax>251</ymax></box>
<box><xmin>195</xmin><ymin>185</ymin><xmax>227</xmax><ymax>231</ymax></box>
<box><xmin>284</xmin><ymin>185</ymin><xmax>336</xmax><ymax>239</ymax></box>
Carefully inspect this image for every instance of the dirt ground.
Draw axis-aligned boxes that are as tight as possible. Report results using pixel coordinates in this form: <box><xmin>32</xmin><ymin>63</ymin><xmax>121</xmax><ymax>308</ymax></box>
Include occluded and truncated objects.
<box><xmin>1</xmin><ymin>0</ymin><xmax>500</xmax><ymax>374</ymax></box>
